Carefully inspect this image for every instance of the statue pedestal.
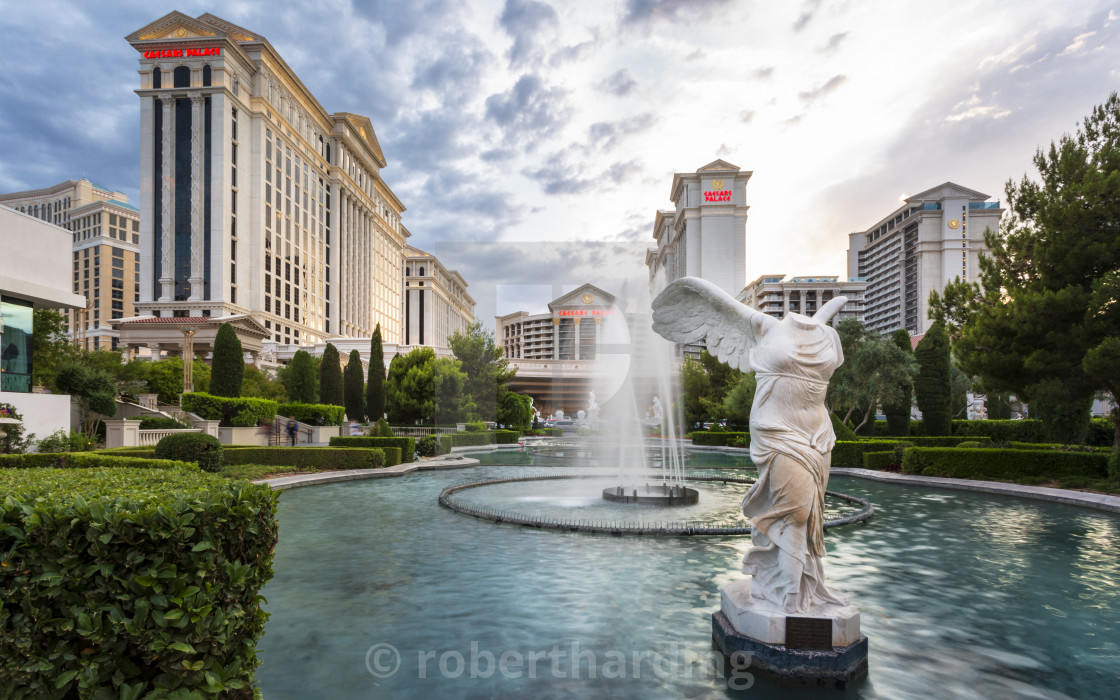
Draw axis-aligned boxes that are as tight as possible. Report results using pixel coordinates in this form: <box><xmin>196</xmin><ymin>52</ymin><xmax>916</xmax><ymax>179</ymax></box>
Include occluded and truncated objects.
<box><xmin>713</xmin><ymin>578</ymin><xmax>868</xmax><ymax>686</ymax></box>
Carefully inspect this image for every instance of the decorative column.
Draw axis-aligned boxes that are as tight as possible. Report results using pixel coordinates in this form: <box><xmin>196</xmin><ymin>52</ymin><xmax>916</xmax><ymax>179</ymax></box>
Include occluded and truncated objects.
<box><xmin>159</xmin><ymin>95</ymin><xmax>176</xmax><ymax>301</ymax></box>
<box><xmin>182</xmin><ymin>327</ymin><xmax>196</xmax><ymax>394</ymax></box>
<box><xmin>552</xmin><ymin>317</ymin><xmax>560</xmax><ymax>360</ymax></box>
<box><xmin>594</xmin><ymin>317</ymin><xmax>601</xmax><ymax>359</ymax></box>
<box><xmin>189</xmin><ymin>92</ymin><xmax>205</xmax><ymax>300</ymax></box>
<box><xmin>573</xmin><ymin>318</ymin><xmax>581</xmax><ymax>361</ymax></box>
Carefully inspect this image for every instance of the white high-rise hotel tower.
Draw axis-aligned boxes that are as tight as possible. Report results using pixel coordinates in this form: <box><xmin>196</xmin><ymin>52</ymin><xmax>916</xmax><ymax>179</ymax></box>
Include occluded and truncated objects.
<box><xmin>127</xmin><ymin>12</ymin><xmax>407</xmax><ymax>346</ymax></box>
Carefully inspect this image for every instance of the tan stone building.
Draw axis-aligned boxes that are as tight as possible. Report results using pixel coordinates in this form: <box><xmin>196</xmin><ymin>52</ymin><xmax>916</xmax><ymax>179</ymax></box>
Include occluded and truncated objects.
<box><xmin>0</xmin><ymin>179</ymin><xmax>142</xmax><ymax>350</ymax></box>
<box><xmin>403</xmin><ymin>243</ymin><xmax>475</xmax><ymax>349</ymax></box>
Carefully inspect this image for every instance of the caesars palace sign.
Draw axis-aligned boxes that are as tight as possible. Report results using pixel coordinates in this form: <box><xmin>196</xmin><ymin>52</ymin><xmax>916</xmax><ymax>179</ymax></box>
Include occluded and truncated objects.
<box><xmin>142</xmin><ymin>47</ymin><xmax>222</xmax><ymax>59</ymax></box>
<box><xmin>704</xmin><ymin>179</ymin><xmax>732</xmax><ymax>202</ymax></box>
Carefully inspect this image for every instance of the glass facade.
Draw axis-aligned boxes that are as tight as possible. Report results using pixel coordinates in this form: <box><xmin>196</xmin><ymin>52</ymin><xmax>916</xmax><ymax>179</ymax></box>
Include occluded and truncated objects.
<box><xmin>0</xmin><ymin>297</ymin><xmax>34</xmax><ymax>392</ymax></box>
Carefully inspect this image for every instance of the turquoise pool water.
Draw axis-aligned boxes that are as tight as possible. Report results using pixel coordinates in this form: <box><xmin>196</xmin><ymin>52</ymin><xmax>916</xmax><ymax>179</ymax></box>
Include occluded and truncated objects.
<box><xmin>255</xmin><ymin>449</ymin><xmax>1120</xmax><ymax>699</ymax></box>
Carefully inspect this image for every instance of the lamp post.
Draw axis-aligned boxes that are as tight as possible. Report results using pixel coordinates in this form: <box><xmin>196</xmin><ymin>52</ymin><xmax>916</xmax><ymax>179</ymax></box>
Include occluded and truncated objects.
<box><xmin>182</xmin><ymin>326</ymin><xmax>196</xmax><ymax>393</ymax></box>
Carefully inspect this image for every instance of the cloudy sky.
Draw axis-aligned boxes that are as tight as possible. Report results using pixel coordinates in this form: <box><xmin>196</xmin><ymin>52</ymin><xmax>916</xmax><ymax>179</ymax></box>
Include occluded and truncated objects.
<box><xmin>2</xmin><ymin>0</ymin><xmax>1118</xmax><ymax>318</ymax></box>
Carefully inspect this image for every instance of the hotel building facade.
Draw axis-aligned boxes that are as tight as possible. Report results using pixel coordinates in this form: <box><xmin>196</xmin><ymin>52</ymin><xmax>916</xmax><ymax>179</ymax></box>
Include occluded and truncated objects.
<box><xmin>403</xmin><ymin>243</ymin><xmax>475</xmax><ymax>349</ymax></box>
<box><xmin>0</xmin><ymin>179</ymin><xmax>142</xmax><ymax>350</ymax></box>
<box><xmin>737</xmin><ymin>274</ymin><xmax>866</xmax><ymax>326</ymax></box>
<box><xmin>126</xmin><ymin>11</ymin><xmax>408</xmax><ymax>349</ymax></box>
<box><xmin>847</xmin><ymin>183</ymin><xmax>1002</xmax><ymax>335</ymax></box>
<box><xmin>646</xmin><ymin>159</ymin><xmax>750</xmax><ymax>298</ymax></box>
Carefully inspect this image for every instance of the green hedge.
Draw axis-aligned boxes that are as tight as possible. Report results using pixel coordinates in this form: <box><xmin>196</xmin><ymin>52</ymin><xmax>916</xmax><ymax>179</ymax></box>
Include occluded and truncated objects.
<box><xmin>222</xmin><ymin>447</ymin><xmax>385</xmax><ymax>470</ymax></box>
<box><xmin>862</xmin><ymin>451</ymin><xmax>895</xmax><ymax>470</ymax></box>
<box><xmin>690</xmin><ymin>431</ymin><xmax>750</xmax><ymax>447</ymax></box>
<box><xmin>901</xmin><ymin>446</ymin><xmax>1109</xmax><ymax>480</ymax></box>
<box><xmin>521</xmin><ymin>428</ymin><xmax>563</xmax><ymax>437</ymax></box>
<box><xmin>126</xmin><ymin>416</ymin><xmax>192</xmax><ymax>430</ymax></box>
<box><xmin>327</xmin><ymin>434</ymin><xmax>416</xmax><ymax>461</ymax></box>
<box><xmin>886</xmin><ymin>435</ymin><xmax>990</xmax><ymax>447</ymax></box>
<box><xmin>444</xmin><ymin>432</ymin><xmax>493</xmax><ymax>448</ymax></box>
<box><xmin>276</xmin><ymin>402</ymin><xmax>347</xmax><ymax>426</ymax></box>
<box><xmin>0</xmin><ymin>452</ymin><xmax>195</xmax><ymax>471</ymax></box>
<box><xmin>493</xmin><ymin>430</ymin><xmax>520</xmax><ymax>445</ymax></box>
<box><xmin>154</xmin><ymin>433</ymin><xmax>224</xmax><ymax>473</ymax></box>
<box><xmin>0</xmin><ymin>467</ymin><xmax>277</xmax><ymax>698</ymax></box>
<box><xmin>182</xmin><ymin>392</ymin><xmax>278</xmax><ymax>427</ymax></box>
<box><xmin>832</xmin><ymin>441</ymin><xmax>899</xmax><ymax>469</ymax></box>
<box><xmin>873</xmin><ymin>418</ymin><xmax>1115</xmax><ymax>446</ymax></box>
<box><xmin>97</xmin><ymin>448</ymin><xmax>158</xmax><ymax>459</ymax></box>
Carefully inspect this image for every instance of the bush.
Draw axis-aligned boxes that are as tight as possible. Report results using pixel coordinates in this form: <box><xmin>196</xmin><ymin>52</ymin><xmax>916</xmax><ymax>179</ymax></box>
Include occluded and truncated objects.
<box><xmin>328</xmin><ymin>436</ymin><xmax>414</xmax><ymax>463</ymax></box>
<box><xmin>952</xmin><ymin>419</ymin><xmax>1048</xmax><ymax>443</ymax></box>
<box><xmin>277</xmin><ymin>402</ymin><xmax>346</xmax><ymax>426</ymax></box>
<box><xmin>376</xmin><ymin>418</ymin><xmax>395</xmax><ymax>437</ymax></box>
<box><xmin>1088</xmin><ymin>418</ymin><xmax>1115</xmax><ymax>447</ymax></box>
<box><xmin>831</xmin><ymin>413</ymin><xmax>858</xmax><ymax>441</ymax></box>
<box><xmin>222</xmin><ymin>447</ymin><xmax>384</xmax><ymax>470</ymax></box>
<box><xmin>521</xmin><ymin>428</ymin><xmax>562</xmax><ymax>437</ymax></box>
<box><xmin>416</xmin><ymin>436</ymin><xmax>439</xmax><ymax>457</ymax></box>
<box><xmin>690</xmin><ymin>431</ymin><xmax>750</xmax><ymax>447</ymax></box>
<box><xmin>901</xmin><ymin>447</ymin><xmax>1109</xmax><ymax>480</ymax></box>
<box><xmin>36</xmin><ymin>429</ymin><xmax>95</xmax><ymax>453</ymax></box>
<box><xmin>832</xmin><ymin>441</ymin><xmax>899</xmax><ymax>469</ymax></box>
<box><xmin>493</xmin><ymin>430</ymin><xmax>520</xmax><ymax>445</ymax></box>
<box><xmin>465</xmin><ymin>420</ymin><xmax>487</xmax><ymax>432</ymax></box>
<box><xmin>445</xmin><ymin>431</ymin><xmax>493</xmax><ymax>448</ymax></box>
<box><xmin>126</xmin><ymin>415</ymin><xmax>192</xmax><ymax>430</ymax></box>
<box><xmin>862</xmin><ymin>451</ymin><xmax>895</xmax><ymax>470</ymax></box>
<box><xmin>154</xmin><ymin>433</ymin><xmax>224</xmax><ymax>473</ymax></box>
<box><xmin>0</xmin><ymin>453</ymin><xmax>195</xmax><ymax>471</ymax></box>
<box><xmin>891</xmin><ymin>436</ymin><xmax>990</xmax><ymax>447</ymax></box>
<box><xmin>0</xmin><ymin>467</ymin><xmax>277</xmax><ymax>698</ymax></box>
<box><xmin>97</xmin><ymin>448</ymin><xmax>158</xmax><ymax>459</ymax></box>
<box><xmin>1109</xmin><ymin>451</ymin><xmax>1119</xmax><ymax>481</ymax></box>
<box><xmin>182</xmin><ymin>392</ymin><xmax>278</xmax><ymax>427</ymax></box>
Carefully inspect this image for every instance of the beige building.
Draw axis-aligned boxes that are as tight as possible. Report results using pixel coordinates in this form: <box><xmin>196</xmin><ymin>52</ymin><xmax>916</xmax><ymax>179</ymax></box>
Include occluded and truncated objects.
<box><xmin>126</xmin><ymin>11</ymin><xmax>409</xmax><ymax>352</ymax></box>
<box><xmin>847</xmin><ymin>183</ymin><xmax>1002</xmax><ymax>334</ymax></box>
<box><xmin>1</xmin><ymin>179</ymin><xmax>142</xmax><ymax>350</ymax></box>
<box><xmin>737</xmin><ymin>274</ymin><xmax>866</xmax><ymax>326</ymax></box>
<box><xmin>403</xmin><ymin>243</ymin><xmax>475</xmax><ymax>349</ymax></box>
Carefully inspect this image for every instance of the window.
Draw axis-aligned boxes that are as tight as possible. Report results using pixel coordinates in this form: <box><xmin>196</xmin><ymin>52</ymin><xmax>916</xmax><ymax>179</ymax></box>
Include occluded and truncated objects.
<box><xmin>202</xmin><ymin>64</ymin><xmax>211</xmax><ymax>87</ymax></box>
<box><xmin>0</xmin><ymin>296</ymin><xmax>33</xmax><ymax>392</ymax></box>
<box><xmin>152</xmin><ymin>67</ymin><xmax>161</xmax><ymax>89</ymax></box>
<box><xmin>173</xmin><ymin>66</ymin><xmax>190</xmax><ymax>88</ymax></box>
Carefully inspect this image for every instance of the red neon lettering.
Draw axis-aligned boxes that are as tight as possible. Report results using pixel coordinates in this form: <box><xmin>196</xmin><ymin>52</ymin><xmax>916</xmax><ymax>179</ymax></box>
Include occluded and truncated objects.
<box><xmin>142</xmin><ymin>47</ymin><xmax>220</xmax><ymax>60</ymax></box>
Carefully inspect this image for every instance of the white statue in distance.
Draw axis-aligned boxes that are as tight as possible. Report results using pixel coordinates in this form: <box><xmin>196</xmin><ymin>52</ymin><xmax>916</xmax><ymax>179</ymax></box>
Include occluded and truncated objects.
<box><xmin>652</xmin><ymin>277</ymin><xmax>850</xmax><ymax>614</ymax></box>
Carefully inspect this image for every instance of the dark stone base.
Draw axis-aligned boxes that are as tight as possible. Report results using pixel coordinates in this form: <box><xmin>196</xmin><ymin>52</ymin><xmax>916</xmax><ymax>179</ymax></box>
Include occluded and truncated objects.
<box><xmin>712</xmin><ymin>611</ymin><xmax>868</xmax><ymax>687</ymax></box>
<box><xmin>602</xmin><ymin>485</ymin><xmax>699</xmax><ymax>505</ymax></box>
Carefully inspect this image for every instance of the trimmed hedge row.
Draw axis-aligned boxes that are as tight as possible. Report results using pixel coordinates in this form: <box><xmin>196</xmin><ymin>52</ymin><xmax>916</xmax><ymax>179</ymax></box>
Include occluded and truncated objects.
<box><xmin>0</xmin><ymin>467</ymin><xmax>278</xmax><ymax>698</ymax></box>
<box><xmin>97</xmin><ymin>448</ymin><xmax>158</xmax><ymax>459</ymax></box>
<box><xmin>182</xmin><ymin>392</ymin><xmax>278</xmax><ymax>427</ymax></box>
<box><xmin>690</xmin><ymin>431</ymin><xmax>750</xmax><ymax>447</ymax></box>
<box><xmin>277</xmin><ymin>402</ymin><xmax>346</xmax><ymax>426</ymax></box>
<box><xmin>329</xmin><ymin>436</ymin><xmax>415</xmax><ymax>463</ymax></box>
<box><xmin>154</xmin><ymin>433</ymin><xmax>223</xmax><ymax>473</ymax></box>
<box><xmin>444</xmin><ymin>431</ymin><xmax>493</xmax><ymax>448</ymax></box>
<box><xmin>125</xmin><ymin>416</ymin><xmax>191</xmax><ymax>430</ymax></box>
<box><xmin>832</xmin><ymin>441</ymin><xmax>899</xmax><ymax>469</ymax></box>
<box><xmin>873</xmin><ymin>418</ymin><xmax>1114</xmax><ymax>446</ymax></box>
<box><xmin>493</xmin><ymin>430</ymin><xmax>520</xmax><ymax>445</ymax></box>
<box><xmin>862</xmin><ymin>451</ymin><xmax>896</xmax><ymax>470</ymax></box>
<box><xmin>901</xmin><ymin>447</ymin><xmax>1109</xmax><ymax>480</ymax></box>
<box><xmin>0</xmin><ymin>452</ymin><xmax>195</xmax><ymax>471</ymax></box>
<box><xmin>222</xmin><ymin>447</ymin><xmax>386</xmax><ymax>470</ymax></box>
<box><xmin>891</xmin><ymin>436</ymin><xmax>991</xmax><ymax>447</ymax></box>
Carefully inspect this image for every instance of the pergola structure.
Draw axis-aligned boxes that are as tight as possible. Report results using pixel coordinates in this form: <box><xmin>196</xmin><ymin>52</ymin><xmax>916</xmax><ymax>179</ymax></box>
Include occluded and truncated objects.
<box><xmin>110</xmin><ymin>315</ymin><xmax>270</xmax><ymax>391</ymax></box>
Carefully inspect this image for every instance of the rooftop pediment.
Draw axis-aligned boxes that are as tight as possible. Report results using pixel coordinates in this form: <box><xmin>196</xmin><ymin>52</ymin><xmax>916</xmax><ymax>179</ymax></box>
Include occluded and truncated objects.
<box><xmin>697</xmin><ymin>158</ymin><xmax>740</xmax><ymax>172</ymax></box>
<box><xmin>127</xmin><ymin>12</ymin><xmax>219</xmax><ymax>42</ymax></box>
<box><xmin>906</xmin><ymin>181</ymin><xmax>991</xmax><ymax>202</ymax></box>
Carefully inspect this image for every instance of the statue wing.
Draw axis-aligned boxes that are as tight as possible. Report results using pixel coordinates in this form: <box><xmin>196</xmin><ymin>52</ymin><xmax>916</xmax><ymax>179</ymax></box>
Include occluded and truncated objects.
<box><xmin>651</xmin><ymin>277</ymin><xmax>776</xmax><ymax>372</ymax></box>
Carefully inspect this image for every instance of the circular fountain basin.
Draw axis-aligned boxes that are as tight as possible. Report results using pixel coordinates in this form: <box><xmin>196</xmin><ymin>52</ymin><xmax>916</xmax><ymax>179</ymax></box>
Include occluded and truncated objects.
<box><xmin>601</xmin><ymin>483</ymin><xmax>700</xmax><ymax>505</ymax></box>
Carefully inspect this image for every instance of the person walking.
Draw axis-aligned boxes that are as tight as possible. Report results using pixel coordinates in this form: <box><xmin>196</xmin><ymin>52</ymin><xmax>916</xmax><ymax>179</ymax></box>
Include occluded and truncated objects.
<box><xmin>286</xmin><ymin>416</ymin><xmax>298</xmax><ymax>446</ymax></box>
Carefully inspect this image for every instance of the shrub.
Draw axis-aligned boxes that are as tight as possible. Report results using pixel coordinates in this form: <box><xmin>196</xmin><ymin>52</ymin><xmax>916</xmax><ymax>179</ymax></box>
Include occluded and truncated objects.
<box><xmin>446</xmin><ymin>431</ymin><xmax>493</xmax><ymax>448</ymax></box>
<box><xmin>492</xmin><ymin>430</ymin><xmax>520</xmax><ymax>444</ymax></box>
<box><xmin>36</xmin><ymin>429</ymin><xmax>95</xmax><ymax>453</ymax></box>
<box><xmin>520</xmin><ymin>428</ymin><xmax>563</xmax><ymax>437</ymax></box>
<box><xmin>1088</xmin><ymin>418</ymin><xmax>1115</xmax><ymax>447</ymax></box>
<box><xmin>376</xmin><ymin>418</ymin><xmax>395</xmax><ymax>437</ymax></box>
<box><xmin>465</xmin><ymin>420</ymin><xmax>487</xmax><ymax>432</ymax></box>
<box><xmin>416</xmin><ymin>436</ymin><xmax>439</xmax><ymax>457</ymax></box>
<box><xmin>690</xmin><ymin>431</ymin><xmax>750</xmax><ymax>447</ymax></box>
<box><xmin>862</xmin><ymin>451</ymin><xmax>895</xmax><ymax>470</ymax></box>
<box><xmin>952</xmin><ymin>419</ymin><xmax>1048</xmax><ymax>443</ymax></box>
<box><xmin>209</xmin><ymin>322</ymin><xmax>245</xmax><ymax>397</ymax></box>
<box><xmin>127</xmin><ymin>415</ymin><xmax>192</xmax><ymax>430</ymax></box>
<box><xmin>832</xmin><ymin>440</ymin><xmax>899</xmax><ymax>469</ymax></box>
<box><xmin>0</xmin><ymin>467</ymin><xmax>277</xmax><ymax>698</ymax></box>
<box><xmin>277</xmin><ymin>402</ymin><xmax>346</xmax><ymax>426</ymax></box>
<box><xmin>154</xmin><ymin>433</ymin><xmax>224</xmax><ymax>473</ymax></box>
<box><xmin>319</xmin><ymin>343</ymin><xmax>344</xmax><ymax>406</ymax></box>
<box><xmin>1109</xmin><ymin>451</ymin><xmax>1119</xmax><ymax>481</ymax></box>
<box><xmin>222</xmin><ymin>447</ymin><xmax>384</xmax><ymax>470</ymax></box>
<box><xmin>891</xmin><ymin>436</ymin><xmax>990</xmax><ymax>447</ymax></box>
<box><xmin>831</xmin><ymin>413</ymin><xmax>858</xmax><ymax>441</ymax></box>
<box><xmin>96</xmin><ymin>448</ymin><xmax>158</xmax><ymax>459</ymax></box>
<box><xmin>329</xmin><ymin>436</ymin><xmax>415</xmax><ymax>463</ymax></box>
<box><xmin>0</xmin><ymin>453</ymin><xmax>195</xmax><ymax>471</ymax></box>
<box><xmin>344</xmin><ymin>349</ymin><xmax>365</xmax><ymax>422</ymax></box>
<box><xmin>901</xmin><ymin>446</ymin><xmax>1109</xmax><ymax>480</ymax></box>
<box><xmin>182</xmin><ymin>392</ymin><xmax>278</xmax><ymax>427</ymax></box>
<box><xmin>956</xmin><ymin>441</ymin><xmax>983</xmax><ymax>448</ymax></box>
<box><xmin>891</xmin><ymin>441</ymin><xmax>914</xmax><ymax>466</ymax></box>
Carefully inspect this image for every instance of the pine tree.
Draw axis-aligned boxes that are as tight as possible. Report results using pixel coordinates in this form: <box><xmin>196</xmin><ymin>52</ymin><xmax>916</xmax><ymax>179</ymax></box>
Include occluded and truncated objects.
<box><xmin>284</xmin><ymin>350</ymin><xmax>317</xmax><ymax>403</ymax></box>
<box><xmin>344</xmin><ymin>349</ymin><xmax>365</xmax><ymax>421</ymax></box>
<box><xmin>883</xmin><ymin>329</ymin><xmax>914</xmax><ymax>435</ymax></box>
<box><xmin>209</xmin><ymin>323</ymin><xmax>244</xmax><ymax>397</ymax></box>
<box><xmin>319</xmin><ymin>343</ymin><xmax>343</xmax><ymax>406</ymax></box>
<box><xmin>366</xmin><ymin>324</ymin><xmax>386</xmax><ymax>421</ymax></box>
<box><xmin>914</xmin><ymin>321</ymin><xmax>952</xmax><ymax>435</ymax></box>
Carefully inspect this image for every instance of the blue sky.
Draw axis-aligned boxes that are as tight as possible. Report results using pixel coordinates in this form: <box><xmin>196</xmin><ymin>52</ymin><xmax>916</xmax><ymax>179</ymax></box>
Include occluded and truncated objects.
<box><xmin>2</xmin><ymin>0</ymin><xmax>1118</xmax><ymax>317</ymax></box>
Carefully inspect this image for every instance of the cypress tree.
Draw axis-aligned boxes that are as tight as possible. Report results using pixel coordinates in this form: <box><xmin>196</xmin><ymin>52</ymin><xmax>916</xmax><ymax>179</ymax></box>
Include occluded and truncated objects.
<box><xmin>914</xmin><ymin>321</ymin><xmax>952</xmax><ymax>435</ymax></box>
<box><xmin>883</xmin><ymin>329</ymin><xmax>914</xmax><ymax>435</ymax></box>
<box><xmin>285</xmin><ymin>350</ymin><xmax>317</xmax><ymax>403</ymax></box>
<box><xmin>209</xmin><ymin>323</ymin><xmax>244</xmax><ymax>397</ymax></box>
<box><xmin>366</xmin><ymin>324</ymin><xmax>386</xmax><ymax>420</ymax></box>
<box><xmin>319</xmin><ymin>343</ymin><xmax>344</xmax><ymax>406</ymax></box>
<box><xmin>344</xmin><ymin>349</ymin><xmax>365</xmax><ymax>421</ymax></box>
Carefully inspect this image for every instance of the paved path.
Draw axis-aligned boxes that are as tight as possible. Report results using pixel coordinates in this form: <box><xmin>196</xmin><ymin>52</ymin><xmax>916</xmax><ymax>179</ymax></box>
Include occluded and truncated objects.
<box><xmin>832</xmin><ymin>467</ymin><xmax>1120</xmax><ymax>514</ymax></box>
<box><xmin>260</xmin><ymin>455</ymin><xmax>480</xmax><ymax>491</ymax></box>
